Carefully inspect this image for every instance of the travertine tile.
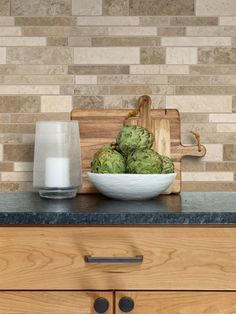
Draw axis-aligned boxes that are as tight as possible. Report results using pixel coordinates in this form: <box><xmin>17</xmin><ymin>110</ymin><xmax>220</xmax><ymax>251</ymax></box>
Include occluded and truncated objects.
<box><xmin>0</xmin><ymin>113</ymin><xmax>10</xmax><ymax>123</ymax></box>
<box><xmin>170</xmin><ymin>16</ymin><xmax>218</xmax><ymax>26</ymax></box>
<box><xmin>4</xmin><ymin>144</ymin><xmax>34</xmax><ymax>162</ymax></box>
<box><xmin>41</xmin><ymin>95</ymin><xmax>72</xmax><ymax>112</ymax></box>
<box><xmin>0</xmin><ymin>0</ymin><xmax>10</xmax><ymax>15</ymax></box>
<box><xmin>158</xmin><ymin>27</ymin><xmax>185</xmax><ymax>36</ymax></box>
<box><xmin>0</xmin><ymin>17</ymin><xmax>14</xmax><ymax>25</ymax></box>
<box><xmin>176</xmin><ymin>86</ymin><xmax>236</xmax><ymax>95</ymax></box>
<box><xmin>22</xmin><ymin>134</ymin><xmax>35</xmax><ymax>144</ymax></box>
<box><xmin>181</xmin><ymin>158</ymin><xmax>205</xmax><ymax>171</ymax></box>
<box><xmin>68</xmin><ymin>37</ymin><xmax>91</xmax><ymax>47</ymax></box>
<box><xmin>196</xmin><ymin>0</ymin><xmax>236</xmax><ymax>16</ymax></box>
<box><xmin>0</xmin><ymin>134</ymin><xmax>23</xmax><ymax>144</ymax></box>
<box><xmin>198</xmin><ymin>47</ymin><xmax>236</xmax><ymax>64</ymax></box>
<box><xmin>11</xmin><ymin>112</ymin><xmax>70</xmax><ymax>123</ymax></box>
<box><xmin>97</xmin><ymin>75</ymin><xmax>167</xmax><ymax>85</ymax></box>
<box><xmin>233</xmin><ymin>97</ymin><xmax>236</xmax><ymax>113</ymax></box>
<box><xmin>1</xmin><ymin>172</ymin><xmax>33</xmax><ymax>182</ymax></box>
<box><xmin>73</xmin><ymin>96</ymin><xmax>104</xmax><ymax>108</ymax></box>
<box><xmin>182</xmin><ymin>172</ymin><xmax>234</xmax><ymax>181</ymax></box>
<box><xmin>0</xmin><ymin>124</ymin><xmax>35</xmax><ymax>133</ymax></box>
<box><xmin>162</xmin><ymin>37</ymin><xmax>231</xmax><ymax>46</ymax></box>
<box><xmin>0</xmin><ymin>96</ymin><xmax>40</xmax><ymax>113</ymax></box>
<box><xmin>0</xmin><ymin>48</ymin><xmax>6</xmax><ymax>64</ymax></box>
<box><xmin>180</xmin><ymin>113</ymin><xmax>209</xmax><ymax>123</ymax></box>
<box><xmin>0</xmin><ymin>75</ymin><xmax>73</xmax><ymax>85</ymax></box>
<box><xmin>7</xmin><ymin>47</ymin><xmax>73</xmax><ymax>64</ymax></box>
<box><xmin>11</xmin><ymin>0</ymin><xmax>71</xmax><ymax>16</ymax></box>
<box><xmin>74</xmin><ymin>47</ymin><xmax>140</xmax><ymax>64</ymax></box>
<box><xmin>182</xmin><ymin>182</ymin><xmax>236</xmax><ymax>192</ymax></box>
<box><xmin>0</xmin><ymin>85</ymin><xmax>59</xmax><ymax>95</ymax></box>
<box><xmin>130</xmin><ymin>65</ymin><xmax>160</xmax><ymax>74</ymax></box>
<box><xmin>0</xmin><ymin>65</ymin><xmax>68</xmax><ymax>75</ymax></box>
<box><xmin>103</xmin><ymin>0</ymin><xmax>129</xmax><ymax>15</ymax></box>
<box><xmin>22</xmin><ymin>26</ymin><xmax>69</xmax><ymax>37</ymax></box>
<box><xmin>0</xmin><ymin>37</ymin><xmax>46</xmax><ymax>46</ymax></box>
<box><xmin>152</xmin><ymin>85</ymin><xmax>175</xmax><ymax>95</ymax></box>
<box><xmin>47</xmin><ymin>37</ymin><xmax>68</xmax><ymax>46</ymax></box>
<box><xmin>69</xmin><ymin>27</ymin><xmax>108</xmax><ymax>36</ymax></box>
<box><xmin>190</xmin><ymin>65</ymin><xmax>236</xmax><ymax>75</ymax></box>
<box><xmin>103</xmin><ymin>95</ymin><xmax>165</xmax><ymax>109</ymax></box>
<box><xmin>109</xmin><ymin>85</ymin><xmax>152</xmax><ymax>95</ymax></box>
<box><xmin>220</xmin><ymin>17</ymin><xmax>236</xmax><ymax>25</ymax></box>
<box><xmin>0</xmin><ymin>144</ymin><xmax>3</xmax><ymax>161</ymax></box>
<box><xmin>77</xmin><ymin>16</ymin><xmax>139</xmax><ymax>25</ymax></box>
<box><xmin>187</xmin><ymin>26</ymin><xmax>236</xmax><ymax>36</ymax></box>
<box><xmin>0</xmin><ymin>162</ymin><xmax>13</xmax><ymax>172</ymax></box>
<box><xmin>183</xmin><ymin>132</ymin><xmax>236</xmax><ymax>144</ymax></box>
<box><xmin>75</xmin><ymin>75</ymin><xmax>97</xmax><ymax>84</ymax></box>
<box><xmin>181</xmin><ymin>123</ymin><xmax>216</xmax><ymax>134</ymax></box>
<box><xmin>108</xmin><ymin>27</ymin><xmax>157</xmax><ymax>36</ymax></box>
<box><xmin>217</xmin><ymin>124</ymin><xmax>236</xmax><ymax>132</ymax></box>
<box><xmin>160</xmin><ymin>65</ymin><xmax>189</xmax><ymax>74</ymax></box>
<box><xmin>169</xmin><ymin>75</ymin><xmax>211</xmax><ymax>85</ymax></box>
<box><xmin>68</xmin><ymin>65</ymin><xmax>129</xmax><ymax>74</ymax></box>
<box><xmin>92</xmin><ymin>37</ymin><xmax>160</xmax><ymax>47</ymax></box>
<box><xmin>74</xmin><ymin>85</ymin><xmax>109</xmax><ymax>95</ymax></box>
<box><xmin>224</xmin><ymin>144</ymin><xmax>236</xmax><ymax>161</ymax></box>
<box><xmin>0</xmin><ymin>182</ymin><xmax>21</xmax><ymax>192</ymax></box>
<box><xmin>129</xmin><ymin>0</ymin><xmax>194</xmax><ymax>15</ymax></box>
<box><xmin>141</xmin><ymin>47</ymin><xmax>165</xmax><ymax>64</ymax></box>
<box><xmin>206</xmin><ymin>162</ymin><xmax>236</xmax><ymax>172</ymax></box>
<box><xmin>72</xmin><ymin>0</ymin><xmax>102</xmax><ymax>15</ymax></box>
<box><xmin>15</xmin><ymin>17</ymin><xmax>75</xmax><ymax>26</ymax></box>
<box><xmin>140</xmin><ymin>17</ymin><xmax>169</xmax><ymax>26</ymax></box>
<box><xmin>201</xmin><ymin>144</ymin><xmax>223</xmax><ymax>162</ymax></box>
<box><xmin>166</xmin><ymin>47</ymin><xmax>197</xmax><ymax>64</ymax></box>
<box><xmin>0</xmin><ymin>27</ymin><xmax>21</xmax><ymax>36</ymax></box>
<box><xmin>14</xmin><ymin>162</ymin><xmax>33</xmax><ymax>171</ymax></box>
<box><xmin>166</xmin><ymin>95</ymin><xmax>232</xmax><ymax>112</ymax></box>
<box><xmin>209</xmin><ymin>114</ymin><xmax>236</xmax><ymax>122</ymax></box>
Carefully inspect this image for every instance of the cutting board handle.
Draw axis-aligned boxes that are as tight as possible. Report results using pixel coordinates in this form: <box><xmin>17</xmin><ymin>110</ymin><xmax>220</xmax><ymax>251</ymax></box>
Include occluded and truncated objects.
<box><xmin>124</xmin><ymin>95</ymin><xmax>151</xmax><ymax>126</ymax></box>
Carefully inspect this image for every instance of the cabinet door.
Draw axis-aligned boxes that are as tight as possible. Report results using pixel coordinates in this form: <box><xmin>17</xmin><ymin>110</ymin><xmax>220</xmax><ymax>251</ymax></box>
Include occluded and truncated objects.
<box><xmin>0</xmin><ymin>292</ymin><xmax>112</xmax><ymax>314</ymax></box>
<box><xmin>116</xmin><ymin>292</ymin><xmax>236</xmax><ymax>314</ymax></box>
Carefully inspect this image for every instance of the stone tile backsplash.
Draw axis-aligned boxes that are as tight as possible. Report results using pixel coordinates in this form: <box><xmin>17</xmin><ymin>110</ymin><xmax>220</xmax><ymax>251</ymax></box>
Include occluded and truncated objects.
<box><xmin>0</xmin><ymin>0</ymin><xmax>235</xmax><ymax>192</ymax></box>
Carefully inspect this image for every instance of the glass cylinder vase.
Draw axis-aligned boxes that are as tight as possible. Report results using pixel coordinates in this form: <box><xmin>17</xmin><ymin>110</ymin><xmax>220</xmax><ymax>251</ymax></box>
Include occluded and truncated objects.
<box><xmin>33</xmin><ymin>121</ymin><xmax>82</xmax><ymax>199</ymax></box>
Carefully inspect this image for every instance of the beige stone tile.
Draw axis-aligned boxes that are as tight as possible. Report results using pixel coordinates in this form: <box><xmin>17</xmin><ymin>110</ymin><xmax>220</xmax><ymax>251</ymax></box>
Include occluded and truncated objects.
<box><xmin>0</xmin><ymin>75</ymin><xmax>73</xmax><ymax>85</ymax></box>
<box><xmin>7</xmin><ymin>47</ymin><xmax>73</xmax><ymax>65</ymax></box>
<box><xmin>41</xmin><ymin>95</ymin><xmax>72</xmax><ymax>112</ymax></box>
<box><xmin>162</xmin><ymin>37</ymin><xmax>231</xmax><ymax>46</ymax></box>
<box><xmin>130</xmin><ymin>65</ymin><xmax>160</xmax><ymax>74</ymax></box>
<box><xmin>176</xmin><ymin>86</ymin><xmax>236</xmax><ymax>95</ymax></box>
<box><xmin>166</xmin><ymin>47</ymin><xmax>197</xmax><ymax>64</ymax></box>
<box><xmin>73</xmin><ymin>96</ymin><xmax>104</xmax><ymax>108</ymax></box>
<box><xmin>103</xmin><ymin>95</ymin><xmax>165</xmax><ymax>109</ymax></box>
<box><xmin>182</xmin><ymin>182</ymin><xmax>236</xmax><ymax>192</ymax></box>
<box><xmin>224</xmin><ymin>144</ymin><xmax>236</xmax><ymax>161</ymax></box>
<box><xmin>97</xmin><ymin>75</ymin><xmax>167</xmax><ymax>85</ymax></box>
<box><xmin>0</xmin><ymin>17</ymin><xmax>14</xmax><ymax>25</ymax></box>
<box><xmin>196</xmin><ymin>0</ymin><xmax>236</xmax><ymax>16</ymax></box>
<box><xmin>22</xmin><ymin>134</ymin><xmax>35</xmax><ymax>144</ymax></box>
<box><xmin>0</xmin><ymin>124</ymin><xmax>35</xmax><ymax>134</ymax></box>
<box><xmin>14</xmin><ymin>162</ymin><xmax>33</xmax><ymax>171</ymax></box>
<box><xmin>22</xmin><ymin>26</ymin><xmax>69</xmax><ymax>37</ymax></box>
<box><xmin>11</xmin><ymin>113</ymin><xmax>70</xmax><ymax>123</ymax></box>
<box><xmin>0</xmin><ymin>113</ymin><xmax>10</xmax><ymax>123</ymax></box>
<box><xmin>103</xmin><ymin>0</ymin><xmax>129</xmax><ymax>15</ymax></box>
<box><xmin>182</xmin><ymin>171</ymin><xmax>234</xmax><ymax>181</ymax></box>
<box><xmin>180</xmin><ymin>113</ymin><xmax>209</xmax><ymax>123</ymax></box>
<box><xmin>201</xmin><ymin>144</ymin><xmax>223</xmax><ymax>162</ymax></box>
<box><xmin>0</xmin><ymin>144</ymin><xmax>3</xmax><ymax>161</ymax></box>
<box><xmin>206</xmin><ymin>162</ymin><xmax>236</xmax><ymax>171</ymax></box>
<box><xmin>169</xmin><ymin>75</ymin><xmax>212</xmax><ymax>85</ymax></box>
<box><xmin>0</xmin><ymin>96</ymin><xmax>40</xmax><ymax>113</ymax></box>
<box><xmin>0</xmin><ymin>0</ymin><xmax>10</xmax><ymax>15</ymax></box>
<box><xmin>0</xmin><ymin>48</ymin><xmax>6</xmax><ymax>64</ymax></box>
<box><xmin>0</xmin><ymin>182</ymin><xmax>20</xmax><ymax>192</ymax></box>
<box><xmin>0</xmin><ymin>65</ymin><xmax>68</xmax><ymax>75</ymax></box>
<box><xmin>75</xmin><ymin>75</ymin><xmax>97</xmax><ymax>84</ymax></box>
<box><xmin>108</xmin><ymin>27</ymin><xmax>157</xmax><ymax>36</ymax></box>
<box><xmin>92</xmin><ymin>37</ymin><xmax>160</xmax><ymax>47</ymax></box>
<box><xmin>187</xmin><ymin>26</ymin><xmax>236</xmax><ymax>36</ymax></box>
<box><xmin>0</xmin><ymin>85</ymin><xmax>59</xmax><ymax>95</ymax></box>
<box><xmin>141</xmin><ymin>47</ymin><xmax>165</xmax><ymax>64</ymax></box>
<box><xmin>160</xmin><ymin>65</ymin><xmax>189</xmax><ymax>74</ymax></box>
<box><xmin>209</xmin><ymin>114</ymin><xmax>236</xmax><ymax>123</ymax></box>
<box><xmin>170</xmin><ymin>16</ymin><xmax>218</xmax><ymax>26</ymax></box>
<box><xmin>217</xmin><ymin>124</ymin><xmax>236</xmax><ymax>132</ymax></box>
<box><xmin>219</xmin><ymin>17</ymin><xmax>236</xmax><ymax>25</ymax></box>
<box><xmin>0</xmin><ymin>162</ymin><xmax>13</xmax><ymax>172</ymax></box>
<box><xmin>190</xmin><ymin>65</ymin><xmax>236</xmax><ymax>75</ymax></box>
<box><xmin>166</xmin><ymin>96</ymin><xmax>232</xmax><ymax>112</ymax></box>
<box><xmin>140</xmin><ymin>17</ymin><xmax>169</xmax><ymax>26</ymax></box>
<box><xmin>77</xmin><ymin>16</ymin><xmax>139</xmax><ymax>25</ymax></box>
<box><xmin>4</xmin><ymin>144</ymin><xmax>34</xmax><ymax>162</ymax></box>
<box><xmin>181</xmin><ymin>158</ymin><xmax>205</xmax><ymax>172</ymax></box>
<box><xmin>74</xmin><ymin>47</ymin><xmax>140</xmax><ymax>65</ymax></box>
<box><xmin>183</xmin><ymin>132</ymin><xmax>236</xmax><ymax>145</ymax></box>
<box><xmin>158</xmin><ymin>27</ymin><xmax>185</xmax><ymax>36</ymax></box>
<box><xmin>72</xmin><ymin>0</ymin><xmax>102</xmax><ymax>15</ymax></box>
<box><xmin>69</xmin><ymin>27</ymin><xmax>108</xmax><ymax>36</ymax></box>
<box><xmin>74</xmin><ymin>85</ymin><xmax>109</xmax><ymax>96</ymax></box>
<box><xmin>233</xmin><ymin>97</ymin><xmax>236</xmax><ymax>113</ymax></box>
<box><xmin>15</xmin><ymin>17</ymin><xmax>75</xmax><ymax>26</ymax></box>
<box><xmin>0</xmin><ymin>134</ymin><xmax>23</xmax><ymax>144</ymax></box>
<box><xmin>11</xmin><ymin>0</ymin><xmax>71</xmax><ymax>16</ymax></box>
<box><xmin>47</xmin><ymin>37</ymin><xmax>68</xmax><ymax>46</ymax></box>
<box><xmin>110</xmin><ymin>85</ymin><xmax>152</xmax><ymax>95</ymax></box>
<box><xmin>211</xmin><ymin>76</ymin><xmax>236</xmax><ymax>85</ymax></box>
<box><xmin>68</xmin><ymin>37</ymin><xmax>91</xmax><ymax>47</ymax></box>
<box><xmin>152</xmin><ymin>85</ymin><xmax>175</xmax><ymax>95</ymax></box>
<box><xmin>181</xmin><ymin>123</ymin><xmax>216</xmax><ymax>134</ymax></box>
<box><xmin>129</xmin><ymin>0</ymin><xmax>194</xmax><ymax>15</ymax></box>
<box><xmin>1</xmin><ymin>172</ymin><xmax>33</xmax><ymax>182</ymax></box>
<box><xmin>0</xmin><ymin>37</ymin><xmax>46</xmax><ymax>46</ymax></box>
<box><xmin>68</xmin><ymin>65</ymin><xmax>129</xmax><ymax>75</ymax></box>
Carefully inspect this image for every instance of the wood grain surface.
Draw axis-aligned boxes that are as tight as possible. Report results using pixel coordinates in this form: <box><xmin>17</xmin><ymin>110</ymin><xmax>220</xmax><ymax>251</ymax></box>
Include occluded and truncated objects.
<box><xmin>0</xmin><ymin>292</ymin><xmax>112</xmax><ymax>314</ymax></box>
<box><xmin>72</xmin><ymin>97</ymin><xmax>206</xmax><ymax>194</ymax></box>
<box><xmin>116</xmin><ymin>292</ymin><xmax>236</xmax><ymax>314</ymax></box>
<box><xmin>0</xmin><ymin>227</ymin><xmax>236</xmax><ymax>290</ymax></box>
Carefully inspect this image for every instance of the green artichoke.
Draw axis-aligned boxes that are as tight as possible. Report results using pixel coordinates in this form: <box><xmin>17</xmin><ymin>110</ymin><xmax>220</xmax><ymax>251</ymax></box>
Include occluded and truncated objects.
<box><xmin>116</xmin><ymin>126</ymin><xmax>154</xmax><ymax>157</ymax></box>
<box><xmin>161</xmin><ymin>155</ymin><xmax>175</xmax><ymax>174</ymax></box>
<box><xmin>126</xmin><ymin>148</ymin><xmax>162</xmax><ymax>174</ymax></box>
<box><xmin>91</xmin><ymin>145</ymin><xmax>126</xmax><ymax>174</ymax></box>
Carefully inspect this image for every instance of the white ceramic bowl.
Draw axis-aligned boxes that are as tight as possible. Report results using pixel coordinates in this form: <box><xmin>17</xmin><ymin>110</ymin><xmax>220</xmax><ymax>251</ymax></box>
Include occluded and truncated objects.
<box><xmin>87</xmin><ymin>172</ymin><xmax>176</xmax><ymax>201</ymax></box>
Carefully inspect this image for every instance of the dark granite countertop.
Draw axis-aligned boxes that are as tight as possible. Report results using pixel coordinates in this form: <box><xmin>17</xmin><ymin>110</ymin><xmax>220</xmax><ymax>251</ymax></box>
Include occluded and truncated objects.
<box><xmin>0</xmin><ymin>192</ymin><xmax>236</xmax><ymax>225</ymax></box>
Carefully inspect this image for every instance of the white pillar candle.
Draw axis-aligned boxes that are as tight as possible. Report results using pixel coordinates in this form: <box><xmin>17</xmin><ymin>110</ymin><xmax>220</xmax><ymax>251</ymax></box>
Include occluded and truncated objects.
<box><xmin>45</xmin><ymin>157</ymin><xmax>70</xmax><ymax>188</ymax></box>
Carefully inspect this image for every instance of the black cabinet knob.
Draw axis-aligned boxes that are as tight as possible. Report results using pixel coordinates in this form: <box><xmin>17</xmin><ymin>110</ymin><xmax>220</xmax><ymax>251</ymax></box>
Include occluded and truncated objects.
<box><xmin>94</xmin><ymin>297</ymin><xmax>109</xmax><ymax>313</ymax></box>
<box><xmin>119</xmin><ymin>297</ymin><xmax>135</xmax><ymax>312</ymax></box>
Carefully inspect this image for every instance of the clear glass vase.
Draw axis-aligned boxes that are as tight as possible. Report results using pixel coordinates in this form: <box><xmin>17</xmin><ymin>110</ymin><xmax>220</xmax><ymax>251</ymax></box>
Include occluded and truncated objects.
<box><xmin>33</xmin><ymin>121</ymin><xmax>82</xmax><ymax>199</ymax></box>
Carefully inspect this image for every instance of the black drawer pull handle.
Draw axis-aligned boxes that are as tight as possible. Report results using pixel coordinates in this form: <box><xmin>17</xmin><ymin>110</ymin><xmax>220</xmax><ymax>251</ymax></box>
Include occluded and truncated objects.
<box><xmin>94</xmin><ymin>297</ymin><xmax>109</xmax><ymax>313</ymax></box>
<box><xmin>84</xmin><ymin>255</ymin><xmax>143</xmax><ymax>263</ymax></box>
<box><xmin>119</xmin><ymin>297</ymin><xmax>135</xmax><ymax>313</ymax></box>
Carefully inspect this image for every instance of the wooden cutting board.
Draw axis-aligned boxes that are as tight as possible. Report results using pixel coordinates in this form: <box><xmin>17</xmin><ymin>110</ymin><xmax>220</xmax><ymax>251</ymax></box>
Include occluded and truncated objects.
<box><xmin>71</xmin><ymin>95</ymin><xmax>206</xmax><ymax>194</ymax></box>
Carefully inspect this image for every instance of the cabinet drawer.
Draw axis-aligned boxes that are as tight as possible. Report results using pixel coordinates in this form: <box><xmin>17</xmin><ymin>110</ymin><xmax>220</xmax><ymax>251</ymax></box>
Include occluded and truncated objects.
<box><xmin>116</xmin><ymin>292</ymin><xmax>236</xmax><ymax>314</ymax></box>
<box><xmin>1</xmin><ymin>227</ymin><xmax>236</xmax><ymax>290</ymax></box>
<box><xmin>0</xmin><ymin>292</ymin><xmax>112</xmax><ymax>314</ymax></box>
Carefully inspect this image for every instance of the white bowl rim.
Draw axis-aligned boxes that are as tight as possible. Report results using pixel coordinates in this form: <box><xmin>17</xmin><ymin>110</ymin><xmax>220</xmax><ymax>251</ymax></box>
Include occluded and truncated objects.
<box><xmin>87</xmin><ymin>172</ymin><xmax>176</xmax><ymax>176</ymax></box>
